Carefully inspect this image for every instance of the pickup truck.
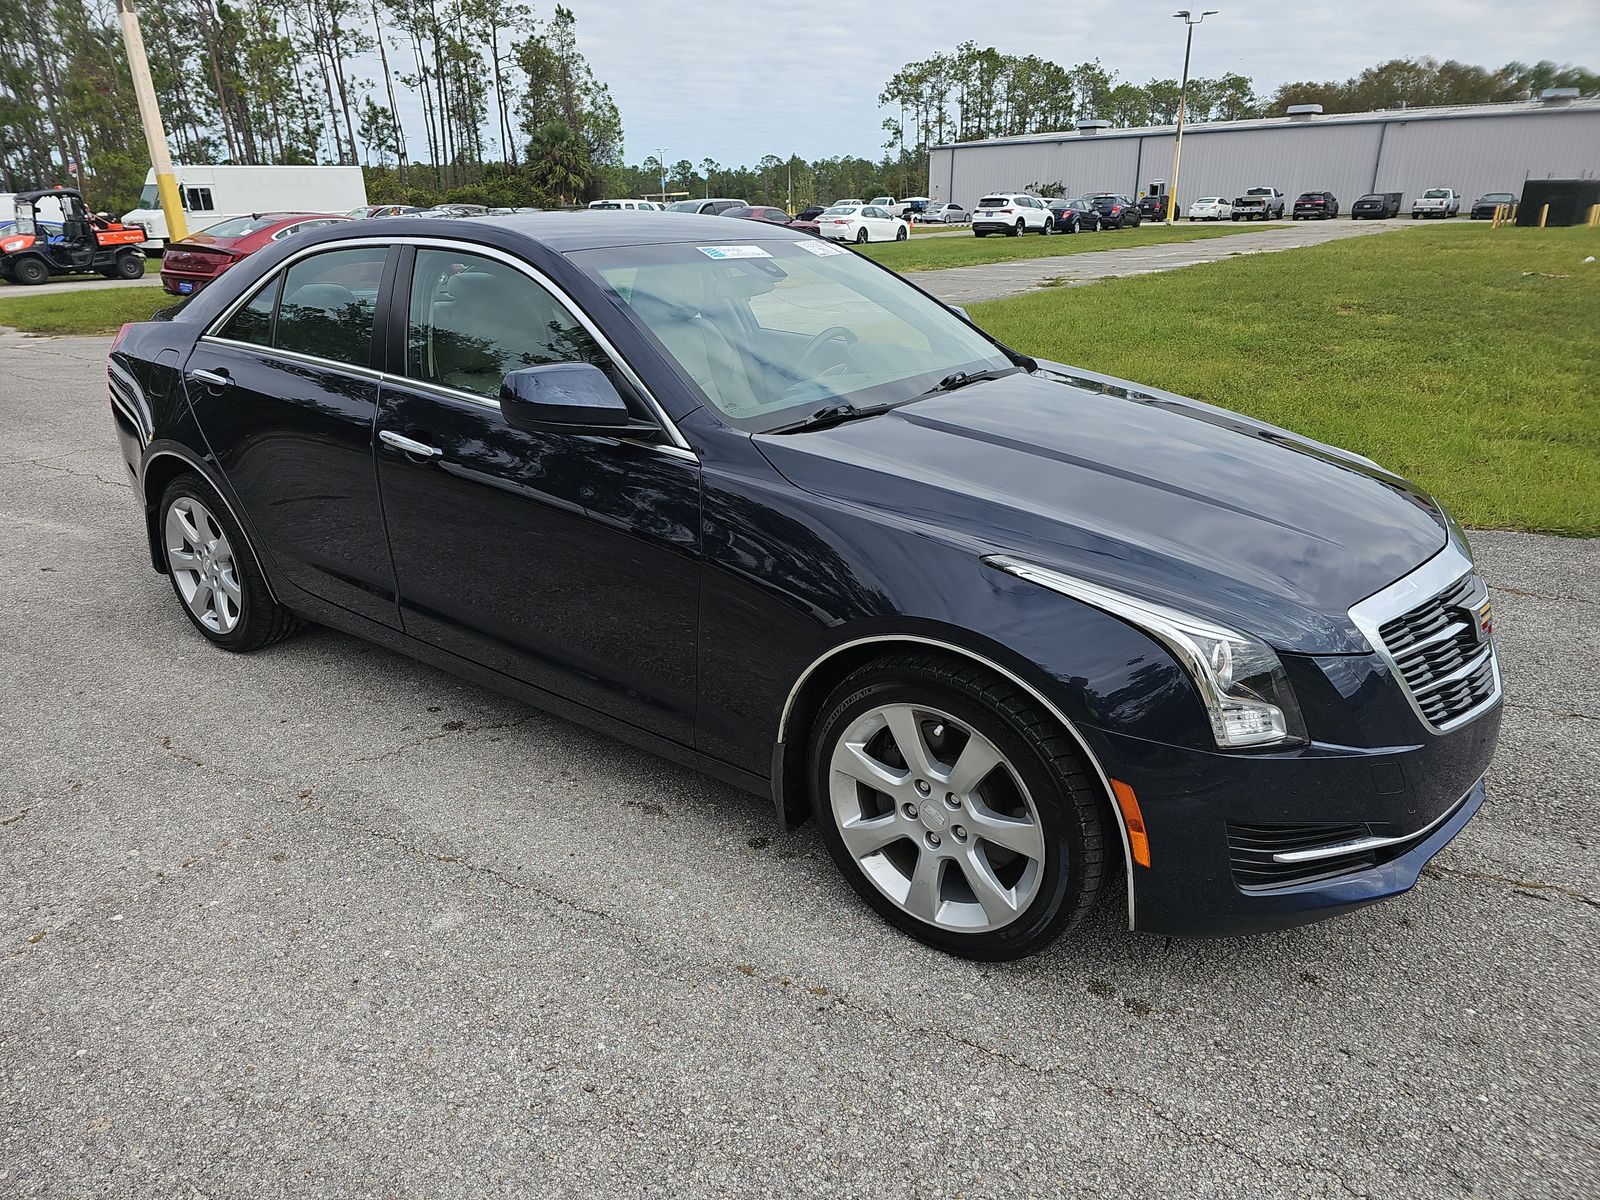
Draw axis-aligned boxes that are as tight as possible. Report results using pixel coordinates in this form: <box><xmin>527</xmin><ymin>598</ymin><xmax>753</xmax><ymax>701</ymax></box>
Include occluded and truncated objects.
<box><xmin>1411</xmin><ymin>187</ymin><xmax>1461</xmax><ymax>219</ymax></box>
<box><xmin>1232</xmin><ymin>187</ymin><xmax>1285</xmax><ymax>221</ymax></box>
<box><xmin>868</xmin><ymin>196</ymin><xmax>924</xmax><ymax>220</ymax></box>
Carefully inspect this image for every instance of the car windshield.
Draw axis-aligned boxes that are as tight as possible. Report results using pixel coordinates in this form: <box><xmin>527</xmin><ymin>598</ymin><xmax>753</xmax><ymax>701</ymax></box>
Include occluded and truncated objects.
<box><xmin>138</xmin><ymin>184</ymin><xmax>157</xmax><ymax>206</ymax></box>
<box><xmin>1483</xmin><ymin>194</ymin><xmax>1515</xmax><ymax>202</ymax></box>
<box><xmin>1197</xmin><ymin>198</ymin><xmax>1220</xmax><ymax>204</ymax></box>
<box><xmin>1424</xmin><ymin>189</ymin><xmax>1450</xmax><ymax>199</ymax></box>
<box><xmin>978</xmin><ymin>197</ymin><xmax>1008</xmax><ymax>208</ymax></box>
<box><xmin>193</xmin><ymin>214</ymin><xmax>285</xmax><ymax>239</ymax></box>
<box><xmin>821</xmin><ymin>206</ymin><xmax>858</xmax><ymax>216</ymax></box>
<box><xmin>1246</xmin><ymin>188</ymin><xmax>1272</xmax><ymax>196</ymax></box>
<box><xmin>666</xmin><ymin>201</ymin><xmax>702</xmax><ymax>212</ymax></box>
<box><xmin>571</xmin><ymin>239</ymin><xmax>1014</xmax><ymax>433</ymax></box>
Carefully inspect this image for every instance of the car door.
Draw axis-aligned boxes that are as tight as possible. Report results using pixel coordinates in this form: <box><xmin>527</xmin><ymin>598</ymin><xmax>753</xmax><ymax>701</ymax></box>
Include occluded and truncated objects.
<box><xmin>183</xmin><ymin>243</ymin><xmax>400</xmax><ymax>625</ymax></box>
<box><xmin>372</xmin><ymin>243</ymin><xmax>702</xmax><ymax>742</ymax></box>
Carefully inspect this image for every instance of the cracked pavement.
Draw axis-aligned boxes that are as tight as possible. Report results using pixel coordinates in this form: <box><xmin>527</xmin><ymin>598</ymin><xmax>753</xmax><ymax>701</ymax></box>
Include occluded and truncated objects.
<box><xmin>1</xmin><ymin>331</ymin><xmax>1597</xmax><ymax>1198</ymax></box>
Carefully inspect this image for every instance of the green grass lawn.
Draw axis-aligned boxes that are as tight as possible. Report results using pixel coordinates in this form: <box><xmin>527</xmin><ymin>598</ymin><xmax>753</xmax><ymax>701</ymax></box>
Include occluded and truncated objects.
<box><xmin>0</xmin><ymin>286</ymin><xmax>175</xmax><ymax>335</ymax></box>
<box><xmin>973</xmin><ymin>224</ymin><xmax>1600</xmax><ymax>536</ymax></box>
<box><xmin>861</xmin><ymin>220</ymin><xmax>1264</xmax><ymax>272</ymax></box>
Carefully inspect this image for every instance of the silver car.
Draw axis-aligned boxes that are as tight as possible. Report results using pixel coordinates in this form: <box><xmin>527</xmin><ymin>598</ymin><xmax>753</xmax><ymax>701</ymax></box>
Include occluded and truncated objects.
<box><xmin>919</xmin><ymin>203</ymin><xmax>968</xmax><ymax>225</ymax></box>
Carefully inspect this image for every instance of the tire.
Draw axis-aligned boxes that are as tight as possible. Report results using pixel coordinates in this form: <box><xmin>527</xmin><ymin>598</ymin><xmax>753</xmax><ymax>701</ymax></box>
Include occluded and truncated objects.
<box><xmin>974</xmin><ymin>230</ymin><xmax>987</xmax><ymax>237</ymax></box>
<box><xmin>1009</xmin><ymin>219</ymin><xmax>1023</xmax><ymax>236</ymax></box>
<box><xmin>1039</xmin><ymin>218</ymin><xmax>1051</xmax><ymax>235</ymax></box>
<box><xmin>1231</xmin><ymin>214</ymin><xmax>1240</xmax><ymax>222</ymax></box>
<box><xmin>115</xmin><ymin>252</ymin><xmax>144</xmax><ymax>280</ymax></box>
<box><xmin>157</xmin><ymin>473</ymin><xmax>299</xmax><ymax>653</ymax></box>
<box><xmin>810</xmin><ymin>653</ymin><xmax>1107</xmax><ymax>960</ymax></box>
<box><xmin>855</xmin><ymin>227</ymin><xmax>869</xmax><ymax>245</ymax></box>
<box><xmin>895</xmin><ymin>226</ymin><xmax>908</xmax><ymax>241</ymax></box>
<box><xmin>12</xmin><ymin>256</ymin><xmax>49</xmax><ymax>286</ymax></box>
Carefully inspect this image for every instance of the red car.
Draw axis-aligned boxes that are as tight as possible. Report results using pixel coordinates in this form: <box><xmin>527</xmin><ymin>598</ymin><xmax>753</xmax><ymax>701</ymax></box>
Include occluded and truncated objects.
<box><xmin>159</xmin><ymin>212</ymin><xmax>350</xmax><ymax>296</ymax></box>
<box><xmin>722</xmin><ymin>205</ymin><xmax>822</xmax><ymax>237</ymax></box>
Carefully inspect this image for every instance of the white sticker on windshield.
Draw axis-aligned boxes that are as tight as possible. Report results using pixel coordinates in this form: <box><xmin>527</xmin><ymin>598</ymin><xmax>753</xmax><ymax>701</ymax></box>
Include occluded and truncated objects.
<box><xmin>697</xmin><ymin>245</ymin><xmax>772</xmax><ymax>259</ymax></box>
<box><xmin>795</xmin><ymin>240</ymin><xmax>848</xmax><ymax>256</ymax></box>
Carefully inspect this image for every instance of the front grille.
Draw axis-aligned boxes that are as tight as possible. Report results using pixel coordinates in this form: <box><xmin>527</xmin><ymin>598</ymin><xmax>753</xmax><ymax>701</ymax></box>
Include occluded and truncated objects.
<box><xmin>1376</xmin><ymin>574</ymin><xmax>1497</xmax><ymax>729</ymax></box>
<box><xmin>1227</xmin><ymin>822</ymin><xmax>1376</xmax><ymax>889</ymax></box>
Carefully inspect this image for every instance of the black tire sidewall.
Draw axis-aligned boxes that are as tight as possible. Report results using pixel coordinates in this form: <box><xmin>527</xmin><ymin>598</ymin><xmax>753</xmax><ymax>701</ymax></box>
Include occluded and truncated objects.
<box><xmin>15</xmin><ymin>258</ymin><xmax>48</xmax><ymax>285</ymax></box>
<box><xmin>158</xmin><ymin>474</ymin><xmax>281</xmax><ymax>652</ymax></box>
<box><xmin>809</xmin><ymin>672</ymin><xmax>1096</xmax><ymax>960</ymax></box>
<box><xmin>116</xmin><ymin>253</ymin><xmax>144</xmax><ymax>279</ymax></box>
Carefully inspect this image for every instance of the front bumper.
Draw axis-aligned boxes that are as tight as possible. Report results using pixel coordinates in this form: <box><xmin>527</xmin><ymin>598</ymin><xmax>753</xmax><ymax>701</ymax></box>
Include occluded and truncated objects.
<box><xmin>1086</xmin><ymin>649</ymin><xmax>1502</xmax><ymax>938</ymax></box>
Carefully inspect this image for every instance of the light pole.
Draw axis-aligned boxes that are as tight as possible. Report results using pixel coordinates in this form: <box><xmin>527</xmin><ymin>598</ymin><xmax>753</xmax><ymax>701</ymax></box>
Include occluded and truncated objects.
<box><xmin>1165</xmin><ymin>9</ymin><xmax>1217</xmax><ymax>226</ymax></box>
<box><xmin>654</xmin><ymin>146</ymin><xmax>667</xmax><ymax>201</ymax></box>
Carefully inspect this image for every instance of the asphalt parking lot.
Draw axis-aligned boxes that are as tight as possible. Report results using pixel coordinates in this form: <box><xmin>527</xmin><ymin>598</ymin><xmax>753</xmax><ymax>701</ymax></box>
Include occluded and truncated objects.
<box><xmin>2</xmin><ymin>330</ymin><xmax>1596</xmax><ymax>1198</ymax></box>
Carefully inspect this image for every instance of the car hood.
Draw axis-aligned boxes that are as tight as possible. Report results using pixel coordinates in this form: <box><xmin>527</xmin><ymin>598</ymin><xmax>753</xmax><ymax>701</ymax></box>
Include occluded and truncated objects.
<box><xmin>753</xmin><ymin>365</ymin><xmax>1449</xmax><ymax>654</ymax></box>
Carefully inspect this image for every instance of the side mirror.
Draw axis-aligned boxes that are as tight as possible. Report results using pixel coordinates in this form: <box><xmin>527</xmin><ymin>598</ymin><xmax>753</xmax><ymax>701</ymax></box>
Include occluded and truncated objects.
<box><xmin>947</xmin><ymin>303</ymin><xmax>971</xmax><ymax>323</ymax></box>
<box><xmin>499</xmin><ymin>363</ymin><xmax>654</xmax><ymax>438</ymax></box>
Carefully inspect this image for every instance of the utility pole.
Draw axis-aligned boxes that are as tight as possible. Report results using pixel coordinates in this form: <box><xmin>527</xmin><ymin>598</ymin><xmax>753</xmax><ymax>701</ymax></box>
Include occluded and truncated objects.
<box><xmin>116</xmin><ymin>0</ymin><xmax>187</xmax><ymax>242</ymax></box>
<box><xmin>655</xmin><ymin>147</ymin><xmax>668</xmax><ymax>202</ymax></box>
<box><xmin>1165</xmin><ymin>9</ymin><xmax>1217</xmax><ymax>226</ymax></box>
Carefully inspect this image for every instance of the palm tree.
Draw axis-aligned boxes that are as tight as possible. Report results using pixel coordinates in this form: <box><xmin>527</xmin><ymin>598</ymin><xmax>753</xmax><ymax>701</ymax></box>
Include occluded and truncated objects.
<box><xmin>527</xmin><ymin>119</ymin><xmax>589</xmax><ymax>205</ymax></box>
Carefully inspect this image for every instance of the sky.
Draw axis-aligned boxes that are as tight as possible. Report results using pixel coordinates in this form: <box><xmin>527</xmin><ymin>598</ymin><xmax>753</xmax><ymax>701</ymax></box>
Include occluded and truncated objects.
<box><xmin>447</xmin><ymin>0</ymin><xmax>1600</xmax><ymax>169</ymax></box>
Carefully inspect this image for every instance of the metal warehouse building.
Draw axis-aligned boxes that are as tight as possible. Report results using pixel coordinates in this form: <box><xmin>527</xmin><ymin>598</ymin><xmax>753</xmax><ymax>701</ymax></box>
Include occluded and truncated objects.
<box><xmin>926</xmin><ymin>93</ymin><xmax>1600</xmax><ymax>212</ymax></box>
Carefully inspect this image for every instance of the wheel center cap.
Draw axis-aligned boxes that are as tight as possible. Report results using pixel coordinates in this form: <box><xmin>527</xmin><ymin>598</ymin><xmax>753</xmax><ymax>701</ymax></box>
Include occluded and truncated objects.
<box><xmin>920</xmin><ymin>802</ymin><xmax>949</xmax><ymax>832</ymax></box>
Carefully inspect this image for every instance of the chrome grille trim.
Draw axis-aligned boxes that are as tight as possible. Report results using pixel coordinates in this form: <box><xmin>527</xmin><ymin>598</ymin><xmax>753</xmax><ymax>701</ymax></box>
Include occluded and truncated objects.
<box><xmin>1349</xmin><ymin>542</ymin><xmax>1502</xmax><ymax>735</ymax></box>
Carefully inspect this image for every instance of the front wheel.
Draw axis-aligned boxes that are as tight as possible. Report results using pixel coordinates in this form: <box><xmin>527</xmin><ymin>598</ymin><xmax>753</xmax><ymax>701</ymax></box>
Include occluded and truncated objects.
<box><xmin>12</xmin><ymin>256</ymin><xmax>49</xmax><ymax>285</ymax></box>
<box><xmin>158</xmin><ymin>474</ymin><xmax>300</xmax><ymax>652</ymax></box>
<box><xmin>895</xmin><ymin>225</ymin><xmax>908</xmax><ymax>241</ymax></box>
<box><xmin>811</xmin><ymin>653</ymin><xmax>1107</xmax><ymax>960</ymax></box>
<box><xmin>974</xmin><ymin>230</ymin><xmax>988</xmax><ymax>237</ymax></box>
<box><xmin>855</xmin><ymin>227</ymin><xmax>870</xmax><ymax>245</ymax></box>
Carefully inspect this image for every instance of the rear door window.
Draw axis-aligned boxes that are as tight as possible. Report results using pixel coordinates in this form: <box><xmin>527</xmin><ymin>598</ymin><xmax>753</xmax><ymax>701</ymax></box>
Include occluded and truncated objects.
<box><xmin>273</xmin><ymin>247</ymin><xmax>388</xmax><ymax>368</ymax></box>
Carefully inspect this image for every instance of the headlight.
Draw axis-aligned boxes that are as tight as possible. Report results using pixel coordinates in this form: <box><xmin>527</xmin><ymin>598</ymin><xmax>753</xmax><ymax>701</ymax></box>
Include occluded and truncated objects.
<box><xmin>1</xmin><ymin>238</ymin><xmax>25</xmax><ymax>253</ymax></box>
<box><xmin>984</xmin><ymin>555</ymin><xmax>1308</xmax><ymax>749</ymax></box>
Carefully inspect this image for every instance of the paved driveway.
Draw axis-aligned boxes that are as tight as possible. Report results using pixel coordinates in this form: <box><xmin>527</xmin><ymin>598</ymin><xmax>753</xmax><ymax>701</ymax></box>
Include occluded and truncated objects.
<box><xmin>919</xmin><ymin>219</ymin><xmax>1414</xmax><ymax>304</ymax></box>
<box><xmin>1</xmin><ymin>332</ymin><xmax>1596</xmax><ymax>1198</ymax></box>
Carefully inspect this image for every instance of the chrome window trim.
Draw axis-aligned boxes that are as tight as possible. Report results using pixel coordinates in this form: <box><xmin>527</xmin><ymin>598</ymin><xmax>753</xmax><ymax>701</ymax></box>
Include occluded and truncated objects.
<box><xmin>200</xmin><ymin>235</ymin><xmax>692</xmax><ymax>452</ymax></box>
<box><xmin>776</xmin><ymin>634</ymin><xmax>1138</xmax><ymax>930</ymax></box>
<box><xmin>1348</xmin><ymin>541</ymin><xmax>1502</xmax><ymax>735</ymax></box>
<box><xmin>198</xmin><ymin>335</ymin><xmax>385</xmax><ymax>382</ymax></box>
<box><xmin>1270</xmin><ymin>779</ymin><xmax>1481</xmax><ymax>864</ymax></box>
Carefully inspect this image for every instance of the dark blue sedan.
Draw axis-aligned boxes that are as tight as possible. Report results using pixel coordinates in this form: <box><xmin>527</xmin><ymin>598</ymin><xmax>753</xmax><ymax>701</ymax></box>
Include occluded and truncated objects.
<box><xmin>107</xmin><ymin>214</ymin><xmax>1502</xmax><ymax>958</ymax></box>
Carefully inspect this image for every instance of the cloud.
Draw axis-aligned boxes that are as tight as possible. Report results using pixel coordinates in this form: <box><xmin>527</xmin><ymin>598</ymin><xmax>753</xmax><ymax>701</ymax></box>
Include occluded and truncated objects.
<box><xmin>374</xmin><ymin>0</ymin><xmax>1600</xmax><ymax>167</ymax></box>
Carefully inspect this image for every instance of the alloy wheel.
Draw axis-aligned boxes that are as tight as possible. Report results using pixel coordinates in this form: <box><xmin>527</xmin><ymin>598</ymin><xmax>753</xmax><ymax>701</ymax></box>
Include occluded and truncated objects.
<box><xmin>827</xmin><ymin>702</ymin><xmax>1046</xmax><ymax>932</ymax></box>
<box><xmin>165</xmin><ymin>496</ymin><xmax>242</xmax><ymax>634</ymax></box>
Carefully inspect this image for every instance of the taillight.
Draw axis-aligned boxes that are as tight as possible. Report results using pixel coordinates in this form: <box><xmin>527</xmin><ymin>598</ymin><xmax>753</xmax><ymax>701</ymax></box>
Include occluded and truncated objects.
<box><xmin>996</xmin><ymin>208</ymin><xmax>1013</xmax><ymax>214</ymax></box>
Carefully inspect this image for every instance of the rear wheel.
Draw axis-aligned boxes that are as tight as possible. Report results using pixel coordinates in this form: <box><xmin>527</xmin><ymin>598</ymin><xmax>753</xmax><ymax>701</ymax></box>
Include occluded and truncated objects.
<box><xmin>811</xmin><ymin>654</ymin><xmax>1107</xmax><ymax>960</ymax></box>
<box><xmin>855</xmin><ymin>227</ymin><xmax>870</xmax><ymax>244</ymax></box>
<box><xmin>115</xmin><ymin>251</ymin><xmax>144</xmax><ymax>279</ymax></box>
<box><xmin>158</xmin><ymin>474</ymin><xmax>299</xmax><ymax>652</ymax></box>
<box><xmin>974</xmin><ymin>230</ymin><xmax>987</xmax><ymax>237</ymax></box>
<box><xmin>1009</xmin><ymin>219</ymin><xmax>1023</xmax><ymax>236</ymax></box>
<box><xmin>12</xmin><ymin>256</ymin><xmax>49</xmax><ymax>286</ymax></box>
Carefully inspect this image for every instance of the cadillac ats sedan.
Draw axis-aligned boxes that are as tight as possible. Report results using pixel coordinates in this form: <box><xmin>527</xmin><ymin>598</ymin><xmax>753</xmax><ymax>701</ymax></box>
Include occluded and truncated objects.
<box><xmin>107</xmin><ymin>214</ymin><xmax>1502</xmax><ymax>959</ymax></box>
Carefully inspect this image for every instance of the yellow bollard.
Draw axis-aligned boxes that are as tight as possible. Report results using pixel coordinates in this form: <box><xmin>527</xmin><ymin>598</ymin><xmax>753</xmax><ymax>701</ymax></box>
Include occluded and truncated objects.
<box><xmin>1538</xmin><ymin>203</ymin><xmax>1549</xmax><ymax>229</ymax></box>
<box><xmin>1589</xmin><ymin>203</ymin><xmax>1600</xmax><ymax>228</ymax></box>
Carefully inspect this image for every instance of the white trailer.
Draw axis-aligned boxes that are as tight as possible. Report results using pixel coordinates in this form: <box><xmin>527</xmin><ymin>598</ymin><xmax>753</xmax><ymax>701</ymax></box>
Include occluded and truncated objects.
<box><xmin>121</xmin><ymin>165</ymin><xmax>368</xmax><ymax>250</ymax></box>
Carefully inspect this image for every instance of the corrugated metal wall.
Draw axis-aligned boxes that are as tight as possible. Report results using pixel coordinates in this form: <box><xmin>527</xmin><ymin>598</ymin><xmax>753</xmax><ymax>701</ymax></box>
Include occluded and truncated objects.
<box><xmin>929</xmin><ymin>108</ymin><xmax>1600</xmax><ymax>212</ymax></box>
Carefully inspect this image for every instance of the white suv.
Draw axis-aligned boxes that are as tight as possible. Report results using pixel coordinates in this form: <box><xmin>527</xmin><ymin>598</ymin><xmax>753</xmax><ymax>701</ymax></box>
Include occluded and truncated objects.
<box><xmin>972</xmin><ymin>193</ymin><xmax>1053</xmax><ymax>237</ymax></box>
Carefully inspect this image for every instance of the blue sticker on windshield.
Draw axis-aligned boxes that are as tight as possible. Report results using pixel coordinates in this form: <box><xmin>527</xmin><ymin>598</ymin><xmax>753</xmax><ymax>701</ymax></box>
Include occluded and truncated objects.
<box><xmin>697</xmin><ymin>245</ymin><xmax>772</xmax><ymax>259</ymax></box>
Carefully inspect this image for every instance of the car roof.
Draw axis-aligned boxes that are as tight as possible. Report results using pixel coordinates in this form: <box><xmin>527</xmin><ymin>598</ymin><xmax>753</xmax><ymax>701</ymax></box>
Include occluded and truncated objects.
<box><xmin>301</xmin><ymin>211</ymin><xmax>813</xmax><ymax>253</ymax></box>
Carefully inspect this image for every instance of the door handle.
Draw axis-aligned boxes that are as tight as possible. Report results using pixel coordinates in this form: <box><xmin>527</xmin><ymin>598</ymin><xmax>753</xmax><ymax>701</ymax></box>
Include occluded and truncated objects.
<box><xmin>189</xmin><ymin>367</ymin><xmax>231</xmax><ymax>388</ymax></box>
<box><xmin>379</xmin><ymin>429</ymin><xmax>443</xmax><ymax>459</ymax></box>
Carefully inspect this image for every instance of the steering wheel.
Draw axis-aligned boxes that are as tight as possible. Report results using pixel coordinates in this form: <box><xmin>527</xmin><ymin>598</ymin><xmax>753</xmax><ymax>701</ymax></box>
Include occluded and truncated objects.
<box><xmin>796</xmin><ymin>325</ymin><xmax>859</xmax><ymax>376</ymax></box>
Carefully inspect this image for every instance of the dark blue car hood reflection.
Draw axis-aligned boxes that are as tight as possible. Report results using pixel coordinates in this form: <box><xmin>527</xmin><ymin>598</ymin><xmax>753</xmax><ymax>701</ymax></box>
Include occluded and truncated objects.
<box><xmin>753</xmin><ymin>367</ymin><xmax>1448</xmax><ymax>654</ymax></box>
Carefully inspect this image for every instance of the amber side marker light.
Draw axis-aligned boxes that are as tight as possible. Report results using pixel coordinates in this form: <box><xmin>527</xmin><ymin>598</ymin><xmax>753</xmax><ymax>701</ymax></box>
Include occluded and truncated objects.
<box><xmin>1111</xmin><ymin>779</ymin><xmax>1151</xmax><ymax>868</ymax></box>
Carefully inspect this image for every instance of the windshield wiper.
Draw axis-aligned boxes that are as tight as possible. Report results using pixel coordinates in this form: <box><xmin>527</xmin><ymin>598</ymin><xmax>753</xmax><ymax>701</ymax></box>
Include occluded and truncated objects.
<box><xmin>768</xmin><ymin>401</ymin><xmax>895</xmax><ymax>434</ymax></box>
<box><xmin>914</xmin><ymin>365</ymin><xmax>1019</xmax><ymax>400</ymax></box>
